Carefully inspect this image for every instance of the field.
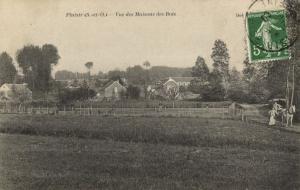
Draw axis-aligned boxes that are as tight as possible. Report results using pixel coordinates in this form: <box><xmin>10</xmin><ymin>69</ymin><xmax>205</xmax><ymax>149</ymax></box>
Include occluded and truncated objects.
<box><xmin>0</xmin><ymin>114</ymin><xmax>299</xmax><ymax>190</ymax></box>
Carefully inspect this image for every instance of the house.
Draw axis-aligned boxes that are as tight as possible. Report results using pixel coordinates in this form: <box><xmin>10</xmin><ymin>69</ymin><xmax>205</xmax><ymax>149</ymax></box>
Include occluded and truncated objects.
<box><xmin>162</xmin><ymin>77</ymin><xmax>180</xmax><ymax>91</ymax></box>
<box><xmin>156</xmin><ymin>77</ymin><xmax>195</xmax><ymax>89</ymax></box>
<box><xmin>151</xmin><ymin>77</ymin><xmax>196</xmax><ymax>100</ymax></box>
<box><xmin>169</xmin><ymin>77</ymin><xmax>195</xmax><ymax>87</ymax></box>
<box><xmin>96</xmin><ymin>80</ymin><xmax>126</xmax><ymax>100</ymax></box>
<box><xmin>0</xmin><ymin>83</ymin><xmax>32</xmax><ymax>101</ymax></box>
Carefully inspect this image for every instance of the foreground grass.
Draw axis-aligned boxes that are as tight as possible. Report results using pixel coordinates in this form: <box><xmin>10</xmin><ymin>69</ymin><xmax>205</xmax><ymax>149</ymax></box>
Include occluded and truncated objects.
<box><xmin>0</xmin><ymin>134</ymin><xmax>299</xmax><ymax>190</ymax></box>
<box><xmin>0</xmin><ymin>114</ymin><xmax>299</xmax><ymax>153</ymax></box>
<box><xmin>0</xmin><ymin>114</ymin><xmax>299</xmax><ymax>189</ymax></box>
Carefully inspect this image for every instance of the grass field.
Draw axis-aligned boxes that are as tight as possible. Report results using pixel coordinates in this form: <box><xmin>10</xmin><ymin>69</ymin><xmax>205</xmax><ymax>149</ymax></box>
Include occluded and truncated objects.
<box><xmin>0</xmin><ymin>114</ymin><xmax>299</xmax><ymax>190</ymax></box>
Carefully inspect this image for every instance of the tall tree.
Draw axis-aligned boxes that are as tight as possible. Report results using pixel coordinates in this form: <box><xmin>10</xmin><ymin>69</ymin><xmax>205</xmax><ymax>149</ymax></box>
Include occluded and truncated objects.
<box><xmin>85</xmin><ymin>61</ymin><xmax>93</xmax><ymax>86</ymax></box>
<box><xmin>143</xmin><ymin>60</ymin><xmax>151</xmax><ymax>68</ymax></box>
<box><xmin>84</xmin><ymin>62</ymin><xmax>93</xmax><ymax>99</ymax></box>
<box><xmin>228</xmin><ymin>67</ymin><xmax>247</xmax><ymax>102</ymax></box>
<box><xmin>191</xmin><ymin>56</ymin><xmax>209</xmax><ymax>80</ymax></box>
<box><xmin>283</xmin><ymin>0</ymin><xmax>299</xmax><ymax>109</ymax></box>
<box><xmin>16</xmin><ymin>45</ymin><xmax>42</xmax><ymax>90</ymax></box>
<box><xmin>85</xmin><ymin>62</ymin><xmax>93</xmax><ymax>76</ymax></box>
<box><xmin>143</xmin><ymin>60</ymin><xmax>151</xmax><ymax>82</ymax></box>
<box><xmin>0</xmin><ymin>52</ymin><xmax>17</xmax><ymax>85</ymax></box>
<box><xmin>189</xmin><ymin>56</ymin><xmax>210</xmax><ymax>95</ymax></box>
<box><xmin>266</xmin><ymin>62</ymin><xmax>289</xmax><ymax>99</ymax></box>
<box><xmin>126</xmin><ymin>65</ymin><xmax>146</xmax><ymax>85</ymax></box>
<box><xmin>242</xmin><ymin>55</ymin><xmax>271</xmax><ymax>103</ymax></box>
<box><xmin>42</xmin><ymin>44</ymin><xmax>60</xmax><ymax>66</ymax></box>
<box><xmin>41</xmin><ymin>44</ymin><xmax>60</xmax><ymax>91</ymax></box>
<box><xmin>211</xmin><ymin>39</ymin><xmax>230</xmax><ymax>98</ymax></box>
<box><xmin>16</xmin><ymin>44</ymin><xmax>60</xmax><ymax>92</ymax></box>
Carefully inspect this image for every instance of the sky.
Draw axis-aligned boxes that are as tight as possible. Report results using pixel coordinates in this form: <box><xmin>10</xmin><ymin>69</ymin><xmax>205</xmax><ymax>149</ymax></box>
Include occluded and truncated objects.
<box><xmin>0</xmin><ymin>0</ymin><xmax>286</xmax><ymax>74</ymax></box>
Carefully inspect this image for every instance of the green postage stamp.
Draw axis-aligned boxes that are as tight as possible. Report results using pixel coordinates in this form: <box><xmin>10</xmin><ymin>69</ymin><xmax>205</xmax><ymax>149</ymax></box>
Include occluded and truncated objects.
<box><xmin>246</xmin><ymin>10</ymin><xmax>290</xmax><ymax>63</ymax></box>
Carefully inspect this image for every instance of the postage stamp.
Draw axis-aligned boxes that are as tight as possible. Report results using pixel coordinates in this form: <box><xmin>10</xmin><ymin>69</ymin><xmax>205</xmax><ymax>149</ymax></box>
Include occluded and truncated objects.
<box><xmin>246</xmin><ymin>9</ymin><xmax>290</xmax><ymax>62</ymax></box>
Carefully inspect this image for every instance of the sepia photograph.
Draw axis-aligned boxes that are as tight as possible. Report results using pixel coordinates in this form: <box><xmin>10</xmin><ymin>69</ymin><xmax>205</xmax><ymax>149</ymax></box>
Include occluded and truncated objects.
<box><xmin>0</xmin><ymin>0</ymin><xmax>299</xmax><ymax>189</ymax></box>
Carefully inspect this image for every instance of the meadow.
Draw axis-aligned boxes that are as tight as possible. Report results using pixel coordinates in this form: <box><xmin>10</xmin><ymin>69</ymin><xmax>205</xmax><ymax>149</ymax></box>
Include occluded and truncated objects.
<box><xmin>0</xmin><ymin>114</ymin><xmax>299</xmax><ymax>190</ymax></box>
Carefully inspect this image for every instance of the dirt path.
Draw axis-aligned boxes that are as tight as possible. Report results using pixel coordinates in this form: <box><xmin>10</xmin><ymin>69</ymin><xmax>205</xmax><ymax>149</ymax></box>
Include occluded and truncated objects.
<box><xmin>239</xmin><ymin>104</ymin><xmax>300</xmax><ymax>133</ymax></box>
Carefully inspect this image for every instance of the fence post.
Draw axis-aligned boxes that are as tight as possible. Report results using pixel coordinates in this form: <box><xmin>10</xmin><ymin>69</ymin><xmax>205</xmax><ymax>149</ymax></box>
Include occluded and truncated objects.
<box><xmin>80</xmin><ymin>104</ymin><xmax>82</xmax><ymax>115</ymax></box>
<box><xmin>241</xmin><ymin>110</ymin><xmax>244</xmax><ymax>122</ymax></box>
<box><xmin>222</xmin><ymin>106</ymin><xmax>225</xmax><ymax>119</ymax></box>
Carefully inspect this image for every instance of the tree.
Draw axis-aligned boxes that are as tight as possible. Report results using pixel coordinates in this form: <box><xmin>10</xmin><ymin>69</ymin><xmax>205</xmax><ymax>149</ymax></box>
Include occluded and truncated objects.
<box><xmin>97</xmin><ymin>71</ymin><xmax>105</xmax><ymax>78</ymax></box>
<box><xmin>266</xmin><ymin>62</ymin><xmax>288</xmax><ymax>99</ymax></box>
<box><xmin>242</xmin><ymin>55</ymin><xmax>271</xmax><ymax>103</ymax></box>
<box><xmin>0</xmin><ymin>52</ymin><xmax>17</xmax><ymax>85</ymax></box>
<box><xmin>126</xmin><ymin>65</ymin><xmax>147</xmax><ymax>85</ymax></box>
<box><xmin>84</xmin><ymin>62</ymin><xmax>93</xmax><ymax>98</ymax></box>
<box><xmin>55</xmin><ymin>70</ymin><xmax>77</xmax><ymax>80</ymax></box>
<box><xmin>189</xmin><ymin>56</ymin><xmax>210</xmax><ymax>96</ymax></box>
<box><xmin>40</xmin><ymin>44</ymin><xmax>60</xmax><ymax>91</ymax></box>
<box><xmin>58</xmin><ymin>87</ymin><xmax>96</xmax><ymax>104</ymax></box>
<box><xmin>42</xmin><ymin>44</ymin><xmax>60</xmax><ymax>66</ymax></box>
<box><xmin>211</xmin><ymin>39</ymin><xmax>230</xmax><ymax>98</ymax></box>
<box><xmin>10</xmin><ymin>84</ymin><xmax>32</xmax><ymax>103</ymax></box>
<box><xmin>143</xmin><ymin>60</ymin><xmax>151</xmax><ymax>68</ymax></box>
<box><xmin>228</xmin><ymin>67</ymin><xmax>247</xmax><ymax>102</ymax></box>
<box><xmin>107</xmin><ymin>69</ymin><xmax>126</xmax><ymax>82</ymax></box>
<box><xmin>191</xmin><ymin>56</ymin><xmax>209</xmax><ymax>80</ymax></box>
<box><xmin>16</xmin><ymin>45</ymin><xmax>42</xmax><ymax>90</ymax></box>
<box><xmin>189</xmin><ymin>78</ymin><xmax>210</xmax><ymax>94</ymax></box>
<box><xmin>126</xmin><ymin>85</ymin><xmax>141</xmax><ymax>99</ymax></box>
<box><xmin>242</xmin><ymin>56</ymin><xmax>255</xmax><ymax>83</ymax></box>
<box><xmin>148</xmin><ymin>66</ymin><xmax>191</xmax><ymax>80</ymax></box>
<box><xmin>85</xmin><ymin>61</ymin><xmax>93</xmax><ymax>79</ymax></box>
<box><xmin>16</xmin><ymin>44</ymin><xmax>60</xmax><ymax>92</ymax></box>
<box><xmin>203</xmin><ymin>69</ymin><xmax>225</xmax><ymax>101</ymax></box>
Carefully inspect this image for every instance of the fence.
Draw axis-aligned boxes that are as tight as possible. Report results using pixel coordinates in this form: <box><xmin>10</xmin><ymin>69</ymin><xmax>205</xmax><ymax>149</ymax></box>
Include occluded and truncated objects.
<box><xmin>0</xmin><ymin>102</ymin><xmax>266</xmax><ymax>122</ymax></box>
<box><xmin>72</xmin><ymin>100</ymin><xmax>232</xmax><ymax>109</ymax></box>
<box><xmin>0</xmin><ymin>104</ymin><xmax>231</xmax><ymax>117</ymax></box>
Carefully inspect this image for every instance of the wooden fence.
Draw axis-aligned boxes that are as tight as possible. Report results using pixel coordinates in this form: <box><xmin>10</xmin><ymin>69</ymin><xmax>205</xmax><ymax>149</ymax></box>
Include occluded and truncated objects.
<box><xmin>0</xmin><ymin>103</ymin><xmax>265</xmax><ymax>122</ymax></box>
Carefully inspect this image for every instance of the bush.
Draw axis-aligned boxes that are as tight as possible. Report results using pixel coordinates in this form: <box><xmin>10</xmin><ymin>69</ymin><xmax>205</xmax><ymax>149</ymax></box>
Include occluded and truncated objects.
<box><xmin>201</xmin><ymin>86</ymin><xmax>225</xmax><ymax>101</ymax></box>
<box><xmin>58</xmin><ymin>87</ymin><xmax>96</xmax><ymax>104</ymax></box>
<box><xmin>126</xmin><ymin>85</ymin><xmax>141</xmax><ymax>99</ymax></box>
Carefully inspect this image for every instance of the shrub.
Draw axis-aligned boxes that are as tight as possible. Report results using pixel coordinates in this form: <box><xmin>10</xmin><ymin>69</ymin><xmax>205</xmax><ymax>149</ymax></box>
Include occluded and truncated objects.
<box><xmin>126</xmin><ymin>85</ymin><xmax>141</xmax><ymax>99</ymax></box>
<box><xmin>58</xmin><ymin>87</ymin><xmax>96</xmax><ymax>104</ymax></box>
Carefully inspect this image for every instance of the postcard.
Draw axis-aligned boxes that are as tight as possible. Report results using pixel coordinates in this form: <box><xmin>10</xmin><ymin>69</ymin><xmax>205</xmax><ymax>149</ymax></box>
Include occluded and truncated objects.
<box><xmin>0</xmin><ymin>0</ymin><xmax>299</xmax><ymax>189</ymax></box>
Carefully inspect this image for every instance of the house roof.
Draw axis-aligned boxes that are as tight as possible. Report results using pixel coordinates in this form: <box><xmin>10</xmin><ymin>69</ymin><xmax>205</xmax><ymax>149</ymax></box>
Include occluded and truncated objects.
<box><xmin>159</xmin><ymin>77</ymin><xmax>195</xmax><ymax>85</ymax></box>
<box><xmin>103</xmin><ymin>80</ymin><xmax>125</xmax><ymax>89</ymax></box>
<box><xmin>103</xmin><ymin>81</ymin><xmax>115</xmax><ymax>89</ymax></box>
<box><xmin>1</xmin><ymin>83</ymin><xmax>31</xmax><ymax>92</ymax></box>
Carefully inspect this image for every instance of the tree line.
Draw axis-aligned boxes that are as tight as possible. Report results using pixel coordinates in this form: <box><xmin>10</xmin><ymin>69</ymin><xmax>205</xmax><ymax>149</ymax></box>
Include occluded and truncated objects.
<box><xmin>55</xmin><ymin>66</ymin><xmax>192</xmax><ymax>84</ymax></box>
<box><xmin>0</xmin><ymin>38</ymin><xmax>298</xmax><ymax>106</ymax></box>
<box><xmin>190</xmin><ymin>39</ymin><xmax>299</xmax><ymax>106</ymax></box>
